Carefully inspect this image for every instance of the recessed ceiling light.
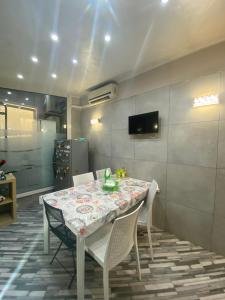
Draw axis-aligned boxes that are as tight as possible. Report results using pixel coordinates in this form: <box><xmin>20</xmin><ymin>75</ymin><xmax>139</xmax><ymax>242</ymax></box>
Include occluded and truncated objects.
<box><xmin>51</xmin><ymin>73</ymin><xmax>57</xmax><ymax>79</ymax></box>
<box><xmin>51</xmin><ymin>33</ymin><xmax>59</xmax><ymax>42</ymax></box>
<box><xmin>25</xmin><ymin>97</ymin><xmax>29</xmax><ymax>101</ymax></box>
<box><xmin>7</xmin><ymin>91</ymin><xmax>12</xmax><ymax>95</ymax></box>
<box><xmin>17</xmin><ymin>74</ymin><xmax>24</xmax><ymax>79</ymax></box>
<box><xmin>104</xmin><ymin>34</ymin><xmax>111</xmax><ymax>42</ymax></box>
<box><xmin>31</xmin><ymin>56</ymin><xmax>39</xmax><ymax>63</ymax></box>
<box><xmin>161</xmin><ymin>0</ymin><xmax>169</xmax><ymax>4</ymax></box>
<box><xmin>72</xmin><ymin>58</ymin><xmax>78</xmax><ymax>64</ymax></box>
<box><xmin>5</xmin><ymin>99</ymin><xmax>8</xmax><ymax>102</ymax></box>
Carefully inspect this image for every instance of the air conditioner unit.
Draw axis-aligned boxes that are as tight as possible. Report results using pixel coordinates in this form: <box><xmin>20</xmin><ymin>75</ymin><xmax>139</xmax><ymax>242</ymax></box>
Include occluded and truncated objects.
<box><xmin>88</xmin><ymin>83</ymin><xmax>118</xmax><ymax>104</ymax></box>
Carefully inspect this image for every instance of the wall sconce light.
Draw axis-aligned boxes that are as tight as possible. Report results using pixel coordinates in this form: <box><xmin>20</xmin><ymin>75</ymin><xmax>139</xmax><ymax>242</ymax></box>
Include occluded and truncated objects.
<box><xmin>193</xmin><ymin>94</ymin><xmax>219</xmax><ymax>108</ymax></box>
<box><xmin>90</xmin><ymin>118</ymin><xmax>101</xmax><ymax>125</ymax></box>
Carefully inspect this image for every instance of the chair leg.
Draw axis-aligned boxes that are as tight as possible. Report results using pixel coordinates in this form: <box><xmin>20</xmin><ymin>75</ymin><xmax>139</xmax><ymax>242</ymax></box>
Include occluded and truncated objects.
<box><xmin>134</xmin><ymin>234</ymin><xmax>141</xmax><ymax>281</ymax></box>
<box><xmin>103</xmin><ymin>268</ymin><xmax>109</xmax><ymax>300</ymax></box>
<box><xmin>50</xmin><ymin>241</ymin><xmax>63</xmax><ymax>265</ymax></box>
<box><xmin>147</xmin><ymin>225</ymin><xmax>154</xmax><ymax>261</ymax></box>
<box><xmin>68</xmin><ymin>250</ymin><xmax>76</xmax><ymax>289</ymax></box>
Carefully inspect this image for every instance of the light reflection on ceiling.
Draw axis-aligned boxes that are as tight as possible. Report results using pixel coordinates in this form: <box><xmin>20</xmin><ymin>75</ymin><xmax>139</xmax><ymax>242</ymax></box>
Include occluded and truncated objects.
<box><xmin>0</xmin><ymin>0</ymin><xmax>225</xmax><ymax>97</ymax></box>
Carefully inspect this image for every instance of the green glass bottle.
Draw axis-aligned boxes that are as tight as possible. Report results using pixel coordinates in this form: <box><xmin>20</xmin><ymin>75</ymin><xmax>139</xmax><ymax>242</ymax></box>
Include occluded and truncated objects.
<box><xmin>104</xmin><ymin>168</ymin><xmax>111</xmax><ymax>183</ymax></box>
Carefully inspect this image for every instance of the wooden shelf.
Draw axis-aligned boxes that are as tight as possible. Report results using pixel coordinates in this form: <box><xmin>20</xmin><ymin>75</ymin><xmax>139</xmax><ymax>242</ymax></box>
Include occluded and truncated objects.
<box><xmin>0</xmin><ymin>174</ymin><xmax>16</xmax><ymax>227</ymax></box>
<box><xmin>0</xmin><ymin>174</ymin><xmax>16</xmax><ymax>185</ymax></box>
<box><xmin>0</xmin><ymin>197</ymin><xmax>13</xmax><ymax>206</ymax></box>
<box><xmin>0</xmin><ymin>212</ymin><xmax>14</xmax><ymax>226</ymax></box>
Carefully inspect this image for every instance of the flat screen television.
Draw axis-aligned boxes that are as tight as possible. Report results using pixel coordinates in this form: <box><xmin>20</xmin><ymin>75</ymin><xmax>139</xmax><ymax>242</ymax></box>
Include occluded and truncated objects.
<box><xmin>128</xmin><ymin>111</ymin><xmax>159</xmax><ymax>134</ymax></box>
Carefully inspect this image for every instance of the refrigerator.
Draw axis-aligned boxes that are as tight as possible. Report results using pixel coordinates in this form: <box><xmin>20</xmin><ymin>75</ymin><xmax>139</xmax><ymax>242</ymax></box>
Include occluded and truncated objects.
<box><xmin>53</xmin><ymin>139</ymin><xmax>89</xmax><ymax>190</ymax></box>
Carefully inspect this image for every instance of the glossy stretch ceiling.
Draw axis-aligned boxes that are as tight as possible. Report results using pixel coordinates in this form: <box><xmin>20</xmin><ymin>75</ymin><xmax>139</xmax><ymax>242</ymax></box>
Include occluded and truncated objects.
<box><xmin>1</xmin><ymin>0</ymin><xmax>225</xmax><ymax>97</ymax></box>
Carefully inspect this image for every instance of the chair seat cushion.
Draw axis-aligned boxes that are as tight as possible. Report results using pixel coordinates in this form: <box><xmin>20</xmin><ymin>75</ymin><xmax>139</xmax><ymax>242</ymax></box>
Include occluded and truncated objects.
<box><xmin>85</xmin><ymin>223</ymin><xmax>113</xmax><ymax>266</ymax></box>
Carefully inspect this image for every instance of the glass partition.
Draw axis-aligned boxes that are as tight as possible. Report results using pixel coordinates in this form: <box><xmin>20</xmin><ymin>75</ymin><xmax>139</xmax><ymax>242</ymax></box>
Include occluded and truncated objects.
<box><xmin>0</xmin><ymin>88</ymin><xmax>67</xmax><ymax>194</ymax></box>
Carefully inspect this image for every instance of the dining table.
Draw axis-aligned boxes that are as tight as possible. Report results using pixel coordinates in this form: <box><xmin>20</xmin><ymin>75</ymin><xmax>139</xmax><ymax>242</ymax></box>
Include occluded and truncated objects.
<box><xmin>39</xmin><ymin>177</ymin><xmax>151</xmax><ymax>300</ymax></box>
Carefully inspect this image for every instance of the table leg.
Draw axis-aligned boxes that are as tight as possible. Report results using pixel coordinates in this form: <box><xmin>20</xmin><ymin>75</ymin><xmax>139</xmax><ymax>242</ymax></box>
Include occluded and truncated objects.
<box><xmin>77</xmin><ymin>236</ymin><xmax>85</xmax><ymax>300</ymax></box>
<box><xmin>43</xmin><ymin>205</ymin><xmax>50</xmax><ymax>254</ymax></box>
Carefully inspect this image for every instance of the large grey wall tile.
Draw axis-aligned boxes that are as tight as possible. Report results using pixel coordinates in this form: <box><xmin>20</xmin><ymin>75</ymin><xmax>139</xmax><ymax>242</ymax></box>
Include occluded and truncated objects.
<box><xmin>166</xmin><ymin>202</ymin><xmax>213</xmax><ymax>249</ymax></box>
<box><xmin>80</xmin><ymin>107</ymin><xmax>94</xmax><ymax>133</ymax></box>
<box><xmin>134</xmin><ymin>126</ymin><xmax>168</xmax><ymax>162</ymax></box>
<box><xmin>111</xmin><ymin>129</ymin><xmax>134</xmax><ymax>159</ymax></box>
<box><xmin>111</xmin><ymin>157</ymin><xmax>134</xmax><ymax>177</ymax></box>
<box><xmin>91</xmin><ymin>129</ymin><xmax>111</xmax><ymax>157</ymax></box>
<box><xmin>167</xmin><ymin>164</ymin><xmax>216</xmax><ymax>213</ymax></box>
<box><xmin>91</xmin><ymin>154</ymin><xmax>111</xmax><ymax>173</ymax></box>
<box><xmin>217</xmin><ymin>120</ymin><xmax>225</xmax><ymax>168</ymax></box>
<box><xmin>135</xmin><ymin>86</ymin><xmax>169</xmax><ymax>126</ymax></box>
<box><xmin>81</xmin><ymin>102</ymin><xmax>112</xmax><ymax>133</ymax></box>
<box><xmin>111</xmin><ymin>97</ymin><xmax>135</xmax><ymax>130</ymax></box>
<box><xmin>214</xmin><ymin>168</ymin><xmax>225</xmax><ymax>218</ymax></box>
<box><xmin>168</xmin><ymin>121</ymin><xmax>218</xmax><ymax>168</ymax></box>
<box><xmin>133</xmin><ymin>160</ymin><xmax>167</xmax><ymax>197</ymax></box>
<box><xmin>170</xmin><ymin>73</ymin><xmax>221</xmax><ymax>125</ymax></box>
<box><xmin>212</xmin><ymin>215</ymin><xmax>225</xmax><ymax>255</ymax></box>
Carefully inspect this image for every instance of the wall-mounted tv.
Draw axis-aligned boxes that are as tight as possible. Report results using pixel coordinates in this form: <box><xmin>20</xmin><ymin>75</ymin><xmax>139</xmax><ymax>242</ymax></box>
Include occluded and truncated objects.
<box><xmin>128</xmin><ymin>111</ymin><xmax>159</xmax><ymax>135</ymax></box>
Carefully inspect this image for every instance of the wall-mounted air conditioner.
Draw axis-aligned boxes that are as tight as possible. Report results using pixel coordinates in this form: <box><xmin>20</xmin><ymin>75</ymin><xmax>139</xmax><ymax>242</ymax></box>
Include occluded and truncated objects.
<box><xmin>88</xmin><ymin>83</ymin><xmax>118</xmax><ymax>105</ymax></box>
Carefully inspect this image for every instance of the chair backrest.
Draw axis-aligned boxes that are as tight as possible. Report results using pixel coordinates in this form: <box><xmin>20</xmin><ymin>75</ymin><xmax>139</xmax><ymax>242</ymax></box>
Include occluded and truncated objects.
<box><xmin>105</xmin><ymin>201</ymin><xmax>144</xmax><ymax>270</ymax></box>
<box><xmin>44</xmin><ymin>201</ymin><xmax>74</xmax><ymax>244</ymax></box>
<box><xmin>145</xmin><ymin>179</ymin><xmax>159</xmax><ymax>225</ymax></box>
<box><xmin>96</xmin><ymin>168</ymin><xmax>112</xmax><ymax>180</ymax></box>
<box><xmin>72</xmin><ymin>172</ymin><xmax>94</xmax><ymax>186</ymax></box>
<box><xmin>44</xmin><ymin>200</ymin><xmax>65</xmax><ymax>229</ymax></box>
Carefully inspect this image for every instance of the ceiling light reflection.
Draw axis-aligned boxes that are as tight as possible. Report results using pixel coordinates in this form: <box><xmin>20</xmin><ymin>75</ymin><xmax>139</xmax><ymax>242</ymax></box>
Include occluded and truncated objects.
<box><xmin>104</xmin><ymin>34</ymin><xmax>111</xmax><ymax>42</ymax></box>
<box><xmin>31</xmin><ymin>56</ymin><xmax>39</xmax><ymax>63</ymax></box>
<box><xmin>17</xmin><ymin>74</ymin><xmax>24</xmax><ymax>79</ymax></box>
<box><xmin>50</xmin><ymin>33</ymin><xmax>59</xmax><ymax>42</ymax></box>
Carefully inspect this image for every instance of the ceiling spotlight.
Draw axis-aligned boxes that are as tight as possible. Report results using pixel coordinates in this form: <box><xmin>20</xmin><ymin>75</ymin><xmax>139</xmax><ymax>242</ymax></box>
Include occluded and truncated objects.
<box><xmin>5</xmin><ymin>99</ymin><xmax>8</xmax><ymax>102</ymax></box>
<box><xmin>51</xmin><ymin>73</ymin><xmax>57</xmax><ymax>79</ymax></box>
<box><xmin>25</xmin><ymin>97</ymin><xmax>29</xmax><ymax>101</ymax></box>
<box><xmin>7</xmin><ymin>91</ymin><xmax>12</xmax><ymax>95</ymax></box>
<box><xmin>72</xmin><ymin>58</ymin><xmax>78</xmax><ymax>64</ymax></box>
<box><xmin>31</xmin><ymin>56</ymin><xmax>39</xmax><ymax>63</ymax></box>
<box><xmin>161</xmin><ymin>0</ymin><xmax>169</xmax><ymax>4</ymax></box>
<box><xmin>17</xmin><ymin>74</ymin><xmax>24</xmax><ymax>79</ymax></box>
<box><xmin>104</xmin><ymin>34</ymin><xmax>111</xmax><ymax>42</ymax></box>
<box><xmin>51</xmin><ymin>33</ymin><xmax>59</xmax><ymax>42</ymax></box>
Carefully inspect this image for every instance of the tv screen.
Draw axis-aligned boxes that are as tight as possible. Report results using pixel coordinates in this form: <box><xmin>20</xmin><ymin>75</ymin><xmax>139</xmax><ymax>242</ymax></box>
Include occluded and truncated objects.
<box><xmin>128</xmin><ymin>111</ymin><xmax>159</xmax><ymax>134</ymax></box>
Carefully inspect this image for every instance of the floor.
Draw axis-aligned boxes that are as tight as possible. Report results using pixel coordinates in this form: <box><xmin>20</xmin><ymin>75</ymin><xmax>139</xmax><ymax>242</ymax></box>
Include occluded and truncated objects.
<box><xmin>1</xmin><ymin>196</ymin><xmax>225</xmax><ymax>299</ymax></box>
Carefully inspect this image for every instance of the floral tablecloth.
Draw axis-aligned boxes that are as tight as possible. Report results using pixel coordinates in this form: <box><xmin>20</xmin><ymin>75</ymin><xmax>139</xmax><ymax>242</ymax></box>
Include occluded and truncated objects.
<box><xmin>40</xmin><ymin>177</ymin><xmax>150</xmax><ymax>237</ymax></box>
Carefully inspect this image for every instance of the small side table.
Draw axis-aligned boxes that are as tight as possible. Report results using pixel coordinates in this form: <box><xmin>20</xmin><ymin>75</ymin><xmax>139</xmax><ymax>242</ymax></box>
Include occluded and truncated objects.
<box><xmin>0</xmin><ymin>174</ymin><xmax>16</xmax><ymax>227</ymax></box>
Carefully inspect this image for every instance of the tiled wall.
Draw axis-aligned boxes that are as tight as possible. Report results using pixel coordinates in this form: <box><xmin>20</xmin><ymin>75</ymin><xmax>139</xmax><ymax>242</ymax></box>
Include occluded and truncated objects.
<box><xmin>80</xmin><ymin>71</ymin><xmax>225</xmax><ymax>255</ymax></box>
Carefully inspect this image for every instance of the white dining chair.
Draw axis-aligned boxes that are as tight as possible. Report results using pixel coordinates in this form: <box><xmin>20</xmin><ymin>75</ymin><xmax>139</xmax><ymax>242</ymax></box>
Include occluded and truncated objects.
<box><xmin>85</xmin><ymin>201</ymin><xmax>144</xmax><ymax>300</ymax></box>
<box><xmin>96</xmin><ymin>168</ymin><xmax>112</xmax><ymax>180</ymax></box>
<box><xmin>72</xmin><ymin>172</ymin><xmax>94</xmax><ymax>186</ymax></box>
<box><xmin>137</xmin><ymin>179</ymin><xmax>159</xmax><ymax>261</ymax></box>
